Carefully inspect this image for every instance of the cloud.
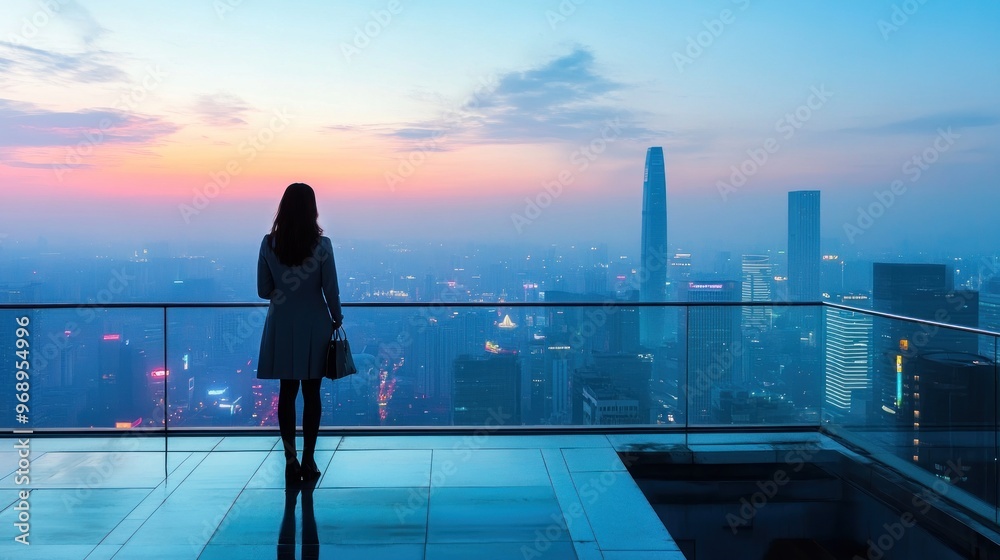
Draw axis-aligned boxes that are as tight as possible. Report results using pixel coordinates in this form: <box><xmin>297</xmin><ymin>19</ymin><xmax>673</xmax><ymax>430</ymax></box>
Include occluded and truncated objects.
<box><xmin>331</xmin><ymin>47</ymin><xmax>663</xmax><ymax>150</ymax></box>
<box><xmin>192</xmin><ymin>92</ymin><xmax>254</xmax><ymax>127</ymax></box>
<box><xmin>485</xmin><ymin>48</ymin><xmax>618</xmax><ymax>113</ymax></box>
<box><xmin>0</xmin><ymin>40</ymin><xmax>127</xmax><ymax>84</ymax></box>
<box><xmin>842</xmin><ymin>110</ymin><xmax>1000</xmax><ymax>135</ymax></box>
<box><xmin>0</xmin><ymin>98</ymin><xmax>178</xmax><ymax>168</ymax></box>
<box><xmin>58</xmin><ymin>0</ymin><xmax>109</xmax><ymax>46</ymax></box>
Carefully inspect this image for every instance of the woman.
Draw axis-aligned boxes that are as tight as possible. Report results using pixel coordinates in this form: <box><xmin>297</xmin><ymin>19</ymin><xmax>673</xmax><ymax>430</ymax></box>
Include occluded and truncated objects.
<box><xmin>257</xmin><ymin>183</ymin><xmax>343</xmax><ymax>483</ymax></box>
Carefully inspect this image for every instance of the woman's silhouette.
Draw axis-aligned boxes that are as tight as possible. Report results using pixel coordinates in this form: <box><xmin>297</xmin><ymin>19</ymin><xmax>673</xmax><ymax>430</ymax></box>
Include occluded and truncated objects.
<box><xmin>257</xmin><ymin>183</ymin><xmax>343</xmax><ymax>483</ymax></box>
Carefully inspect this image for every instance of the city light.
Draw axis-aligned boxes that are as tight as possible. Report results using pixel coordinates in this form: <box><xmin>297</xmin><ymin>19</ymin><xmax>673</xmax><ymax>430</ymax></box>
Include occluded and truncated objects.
<box><xmin>103</xmin><ymin>334</ymin><xmax>121</xmax><ymax>341</ymax></box>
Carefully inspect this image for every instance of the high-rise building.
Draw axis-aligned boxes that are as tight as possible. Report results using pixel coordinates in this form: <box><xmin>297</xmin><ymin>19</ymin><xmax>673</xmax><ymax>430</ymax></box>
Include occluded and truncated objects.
<box><xmin>571</xmin><ymin>353</ymin><xmax>652</xmax><ymax>424</ymax></box>
<box><xmin>788</xmin><ymin>190</ymin><xmax>820</xmax><ymax>302</ymax></box>
<box><xmin>824</xmin><ymin>308</ymin><xmax>872</xmax><ymax>418</ymax></box>
<box><xmin>741</xmin><ymin>255</ymin><xmax>772</xmax><ymax>329</ymax></box>
<box><xmin>820</xmin><ymin>254</ymin><xmax>845</xmax><ymax>297</ymax></box>
<box><xmin>670</xmin><ymin>253</ymin><xmax>692</xmax><ymax>282</ymax></box>
<box><xmin>640</xmin><ymin>147</ymin><xmax>667</xmax><ymax>347</ymax></box>
<box><xmin>407</xmin><ymin>315</ymin><xmax>458</xmax><ymax>401</ymax></box>
<box><xmin>580</xmin><ymin>385</ymin><xmax>641</xmax><ymax>425</ymax></box>
<box><xmin>872</xmin><ymin>263</ymin><xmax>979</xmax><ymax>423</ymax></box>
<box><xmin>979</xmin><ymin>278</ymin><xmax>1000</xmax><ymax>357</ymax></box>
<box><xmin>679</xmin><ymin>281</ymin><xmax>740</xmax><ymax>422</ymax></box>
<box><xmin>86</xmin><ymin>333</ymin><xmax>142</xmax><ymax>428</ymax></box>
<box><xmin>453</xmin><ymin>353</ymin><xmax>521</xmax><ymax>426</ymax></box>
<box><xmin>898</xmin><ymin>350</ymin><xmax>993</xmax><ymax>492</ymax></box>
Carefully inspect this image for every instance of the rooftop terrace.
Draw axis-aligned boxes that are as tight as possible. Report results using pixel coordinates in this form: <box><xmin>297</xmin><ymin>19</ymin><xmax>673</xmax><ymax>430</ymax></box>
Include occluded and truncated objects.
<box><xmin>3</xmin><ymin>302</ymin><xmax>1000</xmax><ymax>558</ymax></box>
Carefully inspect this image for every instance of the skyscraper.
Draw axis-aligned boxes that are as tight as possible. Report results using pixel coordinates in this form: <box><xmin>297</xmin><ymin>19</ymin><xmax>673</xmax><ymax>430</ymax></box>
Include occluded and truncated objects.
<box><xmin>824</xmin><ymin>307</ymin><xmax>872</xmax><ymax>418</ymax></box>
<box><xmin>787</xmin><ymin>190</ymin><xmax>820</xmax><ymax>302</ymax></box>
<box><xmin>453</xmin><ymin>353</ymin><xmax>521</xmax><ymax>426</ymax></box>
<box><xmin>640</xmin><ymin>147</ymin><xmax>667</xmax><ymax>346</ymax></box>
<box><xmin>679</xmin><ymin>281</ymin><xmax>740</xmax><ymax>423</ymax></box>
<box><xmin>741</xmin><ymin>255</ymin><xmax>772</xmax><ymax>329</ymax></box>
<box><xmin>871</xmin><ymin>263</ymin><xmax>979</xmax><ymax>423</ymax></box>
<box><xmin>979</xmin><ymin>277</ymin><xmax>1000</xmax><ymax>357</ymax></box>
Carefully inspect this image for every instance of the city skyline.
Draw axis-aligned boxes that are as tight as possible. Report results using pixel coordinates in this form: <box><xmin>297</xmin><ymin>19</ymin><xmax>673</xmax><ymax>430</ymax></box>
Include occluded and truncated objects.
<box><xmin>0</xmin><ymin>1</ymin><xmax>997</xmax><ymax>253</ymax></box>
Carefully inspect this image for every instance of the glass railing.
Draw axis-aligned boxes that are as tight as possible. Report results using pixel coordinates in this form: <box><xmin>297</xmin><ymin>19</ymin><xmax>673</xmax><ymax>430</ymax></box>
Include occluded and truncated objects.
<box><xmin>0</xmin><ymin>302</ymin><xmax>823</xmax><ymax>432</ymax></box>
<box><xmin>3</xmin><ymin>300</ymin><xmax>999</xmax><ymax>523</ymax></box>
<box><xmin>821</xmin><ymin>303</ymin><xmax>1000</xmax><ymax>526</ymax></box>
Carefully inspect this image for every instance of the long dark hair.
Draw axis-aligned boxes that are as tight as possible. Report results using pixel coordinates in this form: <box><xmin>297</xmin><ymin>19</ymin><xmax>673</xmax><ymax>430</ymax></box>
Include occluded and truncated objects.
<box><xmin>270</xmin><ymin>183</ymin><xmax>323</xmax><ymax>266</ymax></box>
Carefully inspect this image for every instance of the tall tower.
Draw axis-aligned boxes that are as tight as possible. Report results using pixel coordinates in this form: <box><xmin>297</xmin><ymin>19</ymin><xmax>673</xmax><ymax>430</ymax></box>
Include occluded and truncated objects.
<box><xmin>787</xmin><ymin>190</ymin><xmax>820</xmax><ymax>301</ymax></box>
<box><xmin>640</xmin><ymin>147</ymin><xmax>668</xmax><ymax>346</ymax></box>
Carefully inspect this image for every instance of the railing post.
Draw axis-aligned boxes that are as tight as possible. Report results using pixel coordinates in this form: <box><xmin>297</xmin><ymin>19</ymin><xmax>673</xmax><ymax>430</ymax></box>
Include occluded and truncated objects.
<box><xmin>163</xmin><ymin>306</ymin><xmax>169</xmax><ymax>479</ymax></box>
<box><xmin>684</xmin><ymin>304</ymin><xmax>690</xmax><ymax>443</ymax></box>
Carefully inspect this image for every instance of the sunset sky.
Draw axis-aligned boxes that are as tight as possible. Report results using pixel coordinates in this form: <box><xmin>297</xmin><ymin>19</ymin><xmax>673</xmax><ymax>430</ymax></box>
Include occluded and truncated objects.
<box><xmin>1</xmin><ymin>0</ymin><xmax>998</xmax><ymax>254</ymax></box>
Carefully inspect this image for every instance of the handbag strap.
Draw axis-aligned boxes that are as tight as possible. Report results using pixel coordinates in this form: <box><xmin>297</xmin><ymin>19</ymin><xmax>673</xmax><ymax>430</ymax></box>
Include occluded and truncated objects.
<box><xmin>333</xmin><ymin>326</ymin><xmax>347</xmax><ymax>341</ymax></box>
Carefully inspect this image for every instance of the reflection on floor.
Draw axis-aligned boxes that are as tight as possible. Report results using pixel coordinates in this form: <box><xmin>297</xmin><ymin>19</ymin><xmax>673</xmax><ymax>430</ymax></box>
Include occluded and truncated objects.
<box><xmin>0</xmin><ymin>434</ymin><xmax>684</xmax><ymax>559</ymax></box>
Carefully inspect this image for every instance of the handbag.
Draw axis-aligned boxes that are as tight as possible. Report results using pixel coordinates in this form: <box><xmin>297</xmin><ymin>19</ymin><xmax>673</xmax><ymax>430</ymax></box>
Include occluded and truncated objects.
<box><xmin>325</xmin><ymin>327</ymin><xmax>357</xmax><ymax>379</ymax></box>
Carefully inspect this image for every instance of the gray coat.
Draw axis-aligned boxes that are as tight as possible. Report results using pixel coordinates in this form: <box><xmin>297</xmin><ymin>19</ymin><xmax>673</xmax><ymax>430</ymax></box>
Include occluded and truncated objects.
<box><xmin>256</xmin><ymin>234</ymin><xmax>343</xmax><ymax>380</ymax></box>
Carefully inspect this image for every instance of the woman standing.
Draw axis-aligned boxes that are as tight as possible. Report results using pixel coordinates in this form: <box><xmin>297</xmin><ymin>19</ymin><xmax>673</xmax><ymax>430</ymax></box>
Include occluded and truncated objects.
<box><xmin>257</xmin><ymin>183</ymin><xmax>343</xmax><ymax>483</ymax></box>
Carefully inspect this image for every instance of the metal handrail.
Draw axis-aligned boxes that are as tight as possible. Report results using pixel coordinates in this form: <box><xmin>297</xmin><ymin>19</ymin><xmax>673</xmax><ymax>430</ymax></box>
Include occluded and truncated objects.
<box><xmin>0</xmin><ymin>301</ymin><xmax>819</xmax><ymax>309</ymax></box>
<box><xmin>1</xmin><ymin>300</ymin><xmax>998</xmax><ymax>338</ymax></box>
<box><xmin>824</xmin><ymin>302</ymin><xmax>1000</xmax><ymax>338</ymax></box>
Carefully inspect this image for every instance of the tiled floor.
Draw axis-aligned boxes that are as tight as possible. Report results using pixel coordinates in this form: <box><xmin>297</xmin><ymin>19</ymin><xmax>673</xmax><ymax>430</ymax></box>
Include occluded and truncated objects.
<box><xmin>0</xmin><ymin>434</ymin><xmax>685</xmax><ymax>559</ymax></box>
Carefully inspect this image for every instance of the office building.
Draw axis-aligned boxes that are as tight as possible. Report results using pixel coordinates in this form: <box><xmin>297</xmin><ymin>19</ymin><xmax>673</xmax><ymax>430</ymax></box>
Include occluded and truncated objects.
<box><xmin>788</xmin><ymin>190</ymin><xmax>820</xmax><ymax>301</ymax></box>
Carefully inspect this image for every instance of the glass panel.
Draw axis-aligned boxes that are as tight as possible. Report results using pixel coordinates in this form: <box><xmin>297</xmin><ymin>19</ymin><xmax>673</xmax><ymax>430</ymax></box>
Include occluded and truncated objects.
<box><xmin>824</xmin><ymin>308</ymin><xmax>999</xmax><ymax>519</ymax></box>
<box><xmin>0</xmin><ymin>307</ymin><xmax>165</xmax><ymax>431</ymax></box>
<box><xmin>165</xmin><ymin>307</ymin><xmax>266</xmax><ymax>428</ymax></box>
<box><xmin>686</xmin><ymin>304</ymin><xmax>822</xmax><ymax>426</ymax></box>
<box><xmin>163</xmin><ymin>304</ymin><xmax>690</xmax><ymax>428</ymax></box>
<box><xmin>0</xmin><ymin>303</ymin><xmax>827</xmax><ymax>430</ymax></box>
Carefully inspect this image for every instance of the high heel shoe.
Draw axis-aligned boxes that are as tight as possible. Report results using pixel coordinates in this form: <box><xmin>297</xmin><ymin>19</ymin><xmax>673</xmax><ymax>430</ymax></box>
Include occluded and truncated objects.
<box><xmin>285</xmin><ymin>457</ymin><xmax>302</xmax><ymax>484</ymax></box>
<box><xmin>300</xmin><ymin>458</ymin><xmax>321</xmax><ymax>482</ymax></box>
